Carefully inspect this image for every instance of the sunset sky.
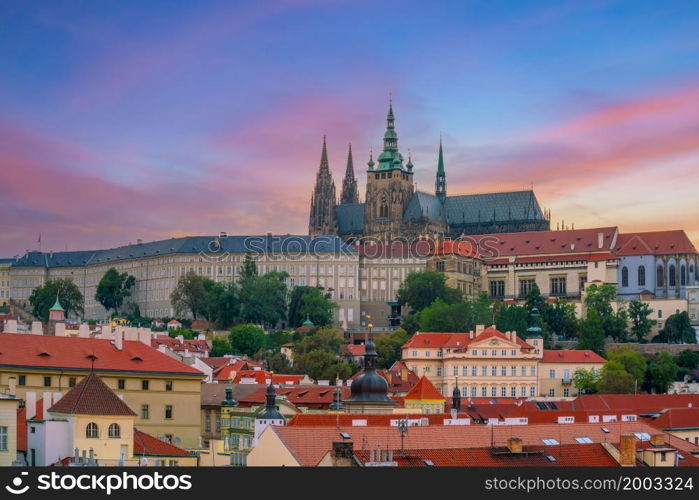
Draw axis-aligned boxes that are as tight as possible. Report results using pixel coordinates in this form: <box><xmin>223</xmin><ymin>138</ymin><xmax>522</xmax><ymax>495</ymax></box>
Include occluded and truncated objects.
<box><xmin>1</xmin><ymin>0</ymin><xmax>698</xmax><ymax>256</ymax></box>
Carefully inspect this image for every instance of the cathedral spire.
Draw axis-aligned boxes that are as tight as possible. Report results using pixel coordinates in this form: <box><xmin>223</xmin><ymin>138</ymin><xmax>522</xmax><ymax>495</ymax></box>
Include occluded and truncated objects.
<box><xmin>340</xmin><ymin>144</ymin><xmax>359</xmax><ymax>204</ymax></box>
<box><xmin>376</xmin><ymin>98</ymin><xmax>405</xmax><ymax>171</ymax></box>
<box><xmin>436</xmin><ymin>136</ymin><xmax>447</xmax><ymax>202</ymax></box>
<box><xmin>308</xmin><ymin>136</ymin><xmax>337</xmax><ymax>237</ymax></box>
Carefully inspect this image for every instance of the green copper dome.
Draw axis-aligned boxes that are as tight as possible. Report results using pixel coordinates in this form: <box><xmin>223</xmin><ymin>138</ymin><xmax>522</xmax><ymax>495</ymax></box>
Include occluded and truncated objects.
<box><xmin>49</xmin><ymin>294</ymin><xmax>65</xmax><ymax>312</ymax></box>
<box><xmin>302</xmin><ymin>315</ymin><xmax>314</xmax><ymax>327</ymax></box>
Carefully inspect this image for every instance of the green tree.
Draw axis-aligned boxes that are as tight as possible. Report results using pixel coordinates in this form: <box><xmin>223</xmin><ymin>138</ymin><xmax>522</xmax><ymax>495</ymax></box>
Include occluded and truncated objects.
<box><xmin>253</xmin><ymin>349</ymin><xmax>291</xmax><ymax>373</ymax></box>
<box><xmin>167</xmin><ymin>327</ymin><xmax>196</xmax><ymax>340</ymax></box>
<box><xmin>288</xmin><ymin>286</ymin><xmax>336</xmax><ymax>327</ymax></box>
<box><xmin>205</xmin><ymin>281</ymin><xmax>239</xmax><ymax>328</ymax></box>
<box><xmin>597</xmin><ymin>360</ymin><xmax>636</xmax><ymax>394</ymax></box>
<box><xmin>397</xmin><ymin>270</ymin><xmax>462</xmax><ymax>313</ymax></box>
<box><xmin>294</xmin><ymin>327</ymin><xmax>344</xmax><ymax>355</ymax></box>
<box><xmin>658</xmin><ymin>312</ymin><xmax>696</xmax><ymax>344</ymax></box>
<box><xmin>211</xmin><ymin>337</ymin><xmax>233</xmax><ymax>357</ymax></box>
<box><xmin>229</xmin><ymin>323</ymin><xmax>266</xmax><ymax>357</ymax></box>
<box><xmin>524</xmin><ymin>282</ymin><xmax>547</xmax><ymax>315</ymax></box>
<box><xmin>645</xmin><ymin>351</ymin><xmax>679</xmax><ymax>393</ymax></box>
<box><xmin>292</xmin><ymin>350</ymin><xmax>355</xmax><ymax>381</ymax></box>
<box><xmin>374</xmin><ymin>328</ymin><xmax>409</xmax><ymax>369</ymax></box>
<box><xmin>584</xmin><ymin>283</ymin><xmax>616</xmax><ymax>318</ymax></box>
<box><xmin>628</xmin><ymin>300</ymin><xmax>655</xmax><ymax>342</ymax></box>
<box><xmin>240</xmin><ymin>253</ymin><xmax>258</xmax><ymax>282</ymax></box>
<box><xmin>573</xmin><ymin>368</ymin><xmax>601</xmax><ymax>394</ymax></box>
<box><xmin>419</xmin><ymin>296</ymin><xmax>493</xmax><ymax>333</ymax></box>
<box><xmin>677</xmin><ymin>349</ymin><xmax>699</xmax><ymax>370</ymax></box>
<box><xmin>170</xmin><ymin>271</ymin><xmax>212</xmax><ymax>319</ymax></box>
<box><xmin>239</xmin><ymin>271</ymin><xmax>288</xmax><ymax>327</ymax></box>
<box><xmin>576</xmin><ymin>309</ymin><xmax>606</xmax><ymax>355</ymax></box>
<box><xmin>95</xmin><ymin>268</ymin><xmax>136</xmax><ymax>315</ymax></box>
<box><xmin>543</xmin><ymin>299</ymin><xmax>578</xmax><ymax>340</ymax></box>
<box><xmin>264</xmin><ymin>330</ymin><xmax>293</xmax><ymax>350</ymax></box>
<box><xmin>29</xmin><ymin>278</ymin><xmax>84</xmax><ymax>321</ymax></box>
<box><xmin>495</xmin><ymin>303</ymin><xmax>529</xmax><ymax>338</ymax></box>
<box><xmin>606</xmin><ymin>345</ymin><xmax>646</xmax><ymax>383</ymax></box>
<box><xmin>401</xmin><ymin>313</ymin><xmax>420</xmax><ymax>335</ymax></box>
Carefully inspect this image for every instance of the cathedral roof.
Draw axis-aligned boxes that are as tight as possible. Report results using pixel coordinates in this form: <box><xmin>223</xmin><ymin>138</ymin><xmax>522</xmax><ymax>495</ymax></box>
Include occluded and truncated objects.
<box><xmin>403</xmin><ymin>191</ymin><xmax>446</xmax><ymax>223</ymax></box>
<box><xmin>444</xmin><ymin>190</ymin><xmax>545</xmax><ymax>225</ymax></box>
<box><xmin>336</xmin><ymin>203</ymin><xmax>365</xmax><ymax>234</ymax></box>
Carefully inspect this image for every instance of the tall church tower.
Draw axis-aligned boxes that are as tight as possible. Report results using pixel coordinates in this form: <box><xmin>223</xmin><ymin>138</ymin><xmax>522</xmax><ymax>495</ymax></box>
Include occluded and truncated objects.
<box><xmin>435</xmin><ymin>137</ymin><xmax>447</xmax><ymax>202</ymax></box>
<box><xmin>364</xmin><ymin>100</ymin><xmax>414</xmax><ymax>240</ymax></box>
<box><xmin>340</xmin><ymin>144</ymin><xmax>359</xmax><ymax>204</ymax></box>
<box><xmin>308</xmin><ymin>136</ymin><xmax>338</xmax><ymax>237</ymax></box>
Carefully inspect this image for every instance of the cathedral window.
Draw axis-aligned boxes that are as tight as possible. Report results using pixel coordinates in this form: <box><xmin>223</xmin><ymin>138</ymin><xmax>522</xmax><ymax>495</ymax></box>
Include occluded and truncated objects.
<box><xmin>638</xmin><ymin>265</ymin><xmax>645</xmax><ymax>286</ymax></box>
<box><xmin>621</xmin><ymin>267</ymin><xmax>628</xmax><ymax>287</ymax></box>
<box><xmin>657</xmin><ymin>265</ymin><xmax>664</xmax><ymax>287</ymax></box>
<box><xmin>669</xmin><ymin>265</ymin><xmax>676</xmax><ymax>287</ymax></box>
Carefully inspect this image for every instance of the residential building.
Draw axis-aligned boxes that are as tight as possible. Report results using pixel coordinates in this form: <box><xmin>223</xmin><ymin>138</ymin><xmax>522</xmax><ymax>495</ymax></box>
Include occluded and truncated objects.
<box><xmin>402</xmin><ymin>376</ymin><xmax>446</xmax><ymax>414</ymax></box>
<box><xmin>0</xmin><ymin>259</ymin><xmax>11</xmax><ymax>306</ymax></box>
<box><xmin>0</xmin><ymin>332</ymin><xmax>203</xmax><ymax>448</ymax></box>
<box><xmin>538</xmin><ymin>350</ymin><xmax>607</xmax><ymax>398</ymax></box>
<box><xmin>0</xmin><ymin>394</ymin><xmax>20</xmax><ymax>466</ymax></box>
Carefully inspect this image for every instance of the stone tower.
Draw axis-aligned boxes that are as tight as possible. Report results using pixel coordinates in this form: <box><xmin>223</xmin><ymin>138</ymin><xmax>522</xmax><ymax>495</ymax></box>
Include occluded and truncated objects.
<box><xmin>308</xmin><ymin>136</ymin><xmax>338</xmax><ymax>237</ymax></box>
<box><xmin>340</xmin><ymin>144</ymin><xmax>359</xmax><ymax>205</ymax></box>
<box><xmin>364</xmin><ymin>101</ymin><xmax>414</xmax><ymax>240</ymax></box>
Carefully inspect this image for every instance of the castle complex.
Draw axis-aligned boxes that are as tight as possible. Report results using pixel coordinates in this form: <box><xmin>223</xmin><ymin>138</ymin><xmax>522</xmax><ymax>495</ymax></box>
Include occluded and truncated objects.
<box><xmin>309</xmin><ymin>101</ymin><xmax>551</xmax><ymax>241</ymax></box>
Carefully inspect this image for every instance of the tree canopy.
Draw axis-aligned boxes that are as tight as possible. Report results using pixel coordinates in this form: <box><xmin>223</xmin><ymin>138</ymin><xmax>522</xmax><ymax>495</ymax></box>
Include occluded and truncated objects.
<box><xmin>170</xmin><ymin>271</ymin><xmax>213</xmax><ymax>319</ymax></box>
<box><xmin>397</xmin><ymin>270</ymin><xmax>462</xmax><ymax>312</ymax></box>
<box><xmin>229</xmin><ymin>323</ymin><xmax>266</xmax><ymax>357</ymax></box>
<box><xmin>29</xmin><ymin>278</ymin><xmax>84</xmax><ymax>321</ymax></box>
<box><xmin>288</xmin><ymin>286</ymin><xmax>336</xmax><ymax>328</ymax></box>
<box><xmin>95</xmin><ymin>268</ymin><xmax>136</xmax><ymax>315</ymax></box>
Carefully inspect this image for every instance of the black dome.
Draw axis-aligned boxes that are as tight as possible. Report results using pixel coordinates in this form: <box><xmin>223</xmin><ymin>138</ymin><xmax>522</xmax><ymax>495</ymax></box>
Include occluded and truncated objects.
<box><xmin>346</xmin><ymin>337</ymin><xmax>393</xmax><ymax>403</ymax></box>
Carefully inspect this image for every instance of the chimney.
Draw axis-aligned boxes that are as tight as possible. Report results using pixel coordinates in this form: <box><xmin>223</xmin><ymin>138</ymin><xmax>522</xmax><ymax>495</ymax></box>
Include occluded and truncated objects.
<box><xmin>475</xmin><ymin>325</ymin><xmax>485</xmax><ymax>335</ymax></box>
<box><xmin>78</xmin><ymin>324</ymin><xmax>90</xmax><ymax>338</ymax></box>
<box><xmin>26</xmin><ymin>392</ymin><xmax>36</xmax><ymax>420</ymax></box>
<box><xmin>650</xmin><ymin>434</ymin><xmax>665</xmax><ymax>447</ymax></box>
<box><xmin>507</xmin><ymin>437</ymin><xmax>523</xmax><ymax>453</ymax></box>
<box><xmin>333</xmin><ymin>441</ymin><xmax>354</xmax><ymax>459</ymax></box>
<box><xmin>138</xmin><ymin>329</ymin><xmax>151</xmax><ymax>345</ymax></box>
<box><xmin>619</xmin><ymin>434</ymin><xmax>637</xmax><ymax>467</ymax></box>
<box><xmin>115</xmin><ymin>330</ymin><xmax>123</xmax><ymax>350</ymax></box>
<box><xmin>54</xmin><ymin>322</ymin><xmax>65</xmax><ymax>337</ymax></box>
<box><xmin>8</xmin><ymin>377</ymin><xmax>16</xmax><ymax>397</ymax></box>
<box><xmin>31</xmin><ymin>321</ymin><xmax>43</xmax><ymax>335</ymax></box>
<box><xmin>177</xmin><ymin>335</ymin><xmax>184</xmax><ymax>343</ymax></box>
<box><xmin>597</xmin><ymin>232</ymin><xmax>604</xmax><ymax>249</ymax></box>
<box><xmin>41</xmin><ymin>391</ymin><xmax>53</xmax><ymax>419</ymax></box>
<box><xmin>400</xmin><ymin>364</ymin><xmax>408</xmax><ymax>381</ymax></box>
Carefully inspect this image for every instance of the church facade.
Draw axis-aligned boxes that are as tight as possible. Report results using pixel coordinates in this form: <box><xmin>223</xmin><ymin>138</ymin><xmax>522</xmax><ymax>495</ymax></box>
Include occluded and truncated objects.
<box><xmin>308</xmin><ymin>102</ymin><xmax>551</xmax><ymax>241</ymax></box>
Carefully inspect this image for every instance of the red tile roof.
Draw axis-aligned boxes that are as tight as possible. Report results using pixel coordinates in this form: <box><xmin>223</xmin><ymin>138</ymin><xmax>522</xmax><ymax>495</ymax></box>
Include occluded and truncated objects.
<box><xmin>615</xmin><ymin>230</ymin><xmax>697</xmax><ymax>256</ymax></box>
<box><xmin>133</xmin><ymin>429</ymin><xmax>193</xmax><ymax>457</ymax></box>
<box><xmin>229</xmin><ymin>370</ymin><xmax>306</xmax><ymax>385</ymax></box>
<box><xmin>404</xmin><ymin>376</ymin><xmax>445</xmax><ymax>401</ymax></box>
<box><xmin>470</xmin><ymin>227</ymin><xmax>618</xmax><ymax>258</ymax></box>
<box><xmin>287</xmin><ymin>413</ymin><xmax>471</xmax><ymax>427</ymax></box>
<box><xmin>211</xmin><ymin>359</ymin><xmax>264</xmax><ymax>381</ymax></box>
<box><xmin>355</xmin><ymin>443</ymin><xmax>620</xmax><ymax>467</ymax></box>
<box><xmin>402</xmin><ymin>326</ymin><xmax>535</xmax><ymax>351</ymax></box>
<box><xmin>151</xmin><ymin>335</ymin><xmax>210</xmax><ymax>353</ymax></box>
<box><xmin>571</xmin><ymin>394</ymin><xmax>699</xmax><ymax>412</ymax></box>
<box><xmin>0</xmin><ymin>333</ymin><xmax>203</xmax><ymax>376</ymax></box>
<box><xmin>200</xmin><ymin>357</ymin><xmax>238</xmax><ymax>369</ymax></box>
<box><xmin>48</xmin><ymin>372</ymin><xmax>136</xmax><ymax>416</ymax></box>
<box><xmin>343</xmin><ymin>344</ymin><xmax>366</xmax><ymax>356</ymax></box>
<box><xmin>269</xmin><ymin>420</ymin><xmax>698</xmax><ymax>466</ymax></box>
<box><xmin>430</xmin><ymin>240</ymin><xmax>479</xmax><ymax>258</ymax></box>
<box><xmin>542</xmin><ymin>350</ymin><xmax>606</xmax><ymax>363</ymax></box>
<box><xmin>643</xmin><ymin>408</ymin><xmax>699</xmax><ymax>430</ymax></box>
<box><xmin>240</xmin><ymin>385</ymin><xmax>350</xmax><ymax>409</ymax></box>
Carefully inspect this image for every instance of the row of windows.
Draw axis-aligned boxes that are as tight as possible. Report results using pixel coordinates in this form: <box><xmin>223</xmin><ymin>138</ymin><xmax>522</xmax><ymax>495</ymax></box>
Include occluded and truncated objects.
<box><xmin>417</xmin><ymin>365</ymin><xmax>537</xmax><ymax>377</ymax></box>
<box><xmin>85</xmin><ymin>422</ymin><xmax>122</xmax><ymax>439</ymax></box>
<box><xmin>411</xmin><ymin>348</ymin><xmax>521</xmax><ymax>358</ymax></box>
<box><xmin>458</xmin><ymin>385</ymin><xmax>536</xmax><ymax>398</ymax></box>
<box><xmin>489</xmin><ymin>276</ymin><xmax>584</xmax><ymax>298</ymax></box>
<box><xmin>139</xmin><ymin>404</ymin><xmax>173</xmax><ymax>420</ymax></box>
<box><xmin>16</xmin><ymin>375</ymin><xmax>175</xmax><ymax>392</ymax></box>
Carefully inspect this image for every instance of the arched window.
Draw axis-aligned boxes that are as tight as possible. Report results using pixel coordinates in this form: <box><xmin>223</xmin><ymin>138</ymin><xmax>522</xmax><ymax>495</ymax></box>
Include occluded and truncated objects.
<box><xmin>380</xmin><ymin>202</ymin><xmax>388</xmax><ymax>218</ymax></box>
<box><xmin>681</xmin><ymin>265</ymin><xmax>687</xmax><ymax>286</ymax></box>
<box><xmin>621</xmin><ymin>267</ymin><xmax>628</xmax><ymax>287</ymax></box>
<box><xmin>669</xmin><ymin>264</ymin><xmax>676</xmax><ymax>287</ymax></box>
<box><xmin>86</xmin><ymin>422</ymin><xmax>99</xmax><ymax>439</ymax></box>
<box><xmin>656</xmin><ymin>265</ymin><xmax>664</xmax><ymax>287</ymax></box>
<box><xmin>638</xmin><ymin>265</ymin><xmax>646</xmax><ymax>287</ymax></box>
<box><xmin>108</xmin><ymin>423</ymin><xmax>121</xmax><ymax>438</ymax></box>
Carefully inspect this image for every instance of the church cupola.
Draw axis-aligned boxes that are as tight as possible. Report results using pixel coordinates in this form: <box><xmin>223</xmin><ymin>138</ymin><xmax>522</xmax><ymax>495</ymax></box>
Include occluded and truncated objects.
<box><xmin>435</xmin><ymin>137</ymin><xmax>447</xmax><ymax>202</ymax></box>
<box><xmin>367</xmin><ymin>150</ymin><xmax>375</xmax><ymax>170</ymax></box>
<box><xmin>221</xmin><ymin>384</ymin><xmax>238</xmax><ymax>407</ymax></box>
<box><xmin>253</xmin><ymin>381</ymin><xmax>286</xmax><ymax>446</ymax></box>
<box><xmin>329</xmin><ymin>383</ymin><xmax>345</xmax><ymax>412</ymax></box>
<box><xmin>344</xmin><ymin>335</ymin><xmax>396</xmax><ymax>413</ymax></box>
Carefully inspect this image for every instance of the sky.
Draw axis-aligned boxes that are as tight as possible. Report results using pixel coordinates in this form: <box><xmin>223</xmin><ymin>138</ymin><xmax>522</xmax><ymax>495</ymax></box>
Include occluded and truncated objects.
<box><xmin>1</xmin><ymin>0</ymin><xmax>698</xmax><ymax>256</ymax></box>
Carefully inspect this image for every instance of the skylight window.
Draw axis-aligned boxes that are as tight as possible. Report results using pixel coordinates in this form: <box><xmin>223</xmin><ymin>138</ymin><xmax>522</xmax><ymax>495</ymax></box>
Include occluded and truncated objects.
<box><xmin>575</xmin><ymin>437</ymin><xmax>593</xmax><ymax>444</ymax></box>
<box><xmin>340</xmin><ymin>432</ymin><xmax>351</xmax><ymax>439</ymax></box>
<box><xmin>542</xmin><ymin>438</ymin><xmax>559</xmax><ymax>446</ymax></box>
<box><xmin>633</xmin><ymin>432</ymin><xmax>651</xmax><ymax>441</ymax></box>
<box><xmin>424</xmin><ymin>460</ymin><xmax>434</xmax><ymax>466</ymax></box>
<box><xmin>546</xmin><ymin>455</ymin><xmax>556</xmax><ymax>462</ymax></box>
<box><xmin>601</xmin><ymin>427</ymin><xmax>610</xmax><ymax>434</ymax></box>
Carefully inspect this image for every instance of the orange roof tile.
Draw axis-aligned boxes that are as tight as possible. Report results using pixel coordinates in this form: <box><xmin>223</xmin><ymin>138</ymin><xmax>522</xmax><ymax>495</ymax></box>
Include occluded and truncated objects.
<box><xmin>133</xmin><ymin>429</ymin><xmax>193</xmax><ymax>457</ymax></box>
<box><xmin>0</xmin><ymin>333</ymin><xmax>203</xmax><ymax>376</ymax></box>
<box><xmin>615</xmin><ymin>230</ymin><xmax>697</xmax><ymax>256</ymax></box>
<box><xmin>404</xmin><ymin>376</ymin><xmax>445</xmax><ymax>401</ymax></box>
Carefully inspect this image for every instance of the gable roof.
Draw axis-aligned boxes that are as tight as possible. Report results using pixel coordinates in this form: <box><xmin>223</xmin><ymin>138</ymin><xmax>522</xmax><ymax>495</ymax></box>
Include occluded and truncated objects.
<box><xmin>0</xmin><ymin>333</ymin><xmax>203</xmax><ymax>376</ymax></box>
<box><xmin>615</xmin><ymin>230</ymin><xmax>697</xmax><ymax>256</ymax></box>
<box><xmin>47</xmin><ymin>372</ymin><xmax>136</xmax><ymax>416</ymax></box>
<box><xmin>402</xmin><ymin>327</ymin><xmax>535</xmax><ymax>351</ymax></box>
<box><xmin>151</xmin><ymin>335</ymin><xmax>210</xmax><ymax>354</ymax></box>
<box><xmin>404</xmin><ymin>376</ymin><xmax>445</xmax><ymax>401</ymax></box>
<box><xmin>133</xmin><ymin>429</ymin><xmax>193</xmax><ymax>457</ymax></box>
<box><xmin>644</xmin><ymin>408</ymin><xmax>699</xmax><ymax>430</ymax></box>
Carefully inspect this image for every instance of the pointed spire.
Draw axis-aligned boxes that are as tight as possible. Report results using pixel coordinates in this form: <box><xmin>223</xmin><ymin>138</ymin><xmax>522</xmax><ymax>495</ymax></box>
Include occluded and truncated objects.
<box><xmin>319</xmin><ymin>135</ymin><xmax>330</xmax><ymax>172</ymax></box>
<box><xmin>341</xmin><ymin>143</ymin><xmax>359</xmax><ymax>204</ymax></box>
<box><xmin>435</xmin><ymin>136</ymin><xmax>447</xmax><ymax>202</ymax></box>
<box><xmin>367</xmin><ymin>149</ymin><xmax>375</xmax><ymax>170</ymax></box>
